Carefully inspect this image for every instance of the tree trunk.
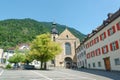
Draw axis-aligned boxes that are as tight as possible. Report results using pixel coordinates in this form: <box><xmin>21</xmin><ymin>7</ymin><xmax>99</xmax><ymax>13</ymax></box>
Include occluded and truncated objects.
<box><xmin>44</xmin><ymin>62</ymin><xmax>47</xmax><ymax>70</ymax></box>
<box><xmin>40</xmin><ymin>61</ymin><xmax>43</xmax><ymax>69</ymax></box>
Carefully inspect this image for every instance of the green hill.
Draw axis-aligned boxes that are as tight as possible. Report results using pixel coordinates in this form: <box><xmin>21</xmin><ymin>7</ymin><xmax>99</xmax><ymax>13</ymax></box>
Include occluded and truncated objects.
<box><xmin>0</xmin><ymin>18</ymin><xmax>86</xmax><ymax>50</ymax></box>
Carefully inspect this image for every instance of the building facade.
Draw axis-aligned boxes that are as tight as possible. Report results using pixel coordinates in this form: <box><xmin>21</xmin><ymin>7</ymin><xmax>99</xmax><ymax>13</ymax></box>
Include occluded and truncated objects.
<box><xmin>0</xmin><ymin>49</ymin><xmax>4</xmax><ymax>64</ymax></box>
<box><xmin>51</xmin><ymin>23</ymin><xmax>80</xmax><ymax>68</ymax></box>
<box><xmin>76</xmin><ymin>9</ymin><xmax>120</xmax><ymax>71</ymax></box>
<box><xmin>76</xmin><ymin>43</ymin><xmax>87</xmax><ymax>68</ymax></box>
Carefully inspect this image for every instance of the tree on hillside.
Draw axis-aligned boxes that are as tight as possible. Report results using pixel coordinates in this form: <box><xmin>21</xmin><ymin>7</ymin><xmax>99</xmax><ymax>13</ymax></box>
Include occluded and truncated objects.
<box><xmin>30</xmin><ymin>33</ymin><xmax>62</xmax><ymax>70</ymax></box>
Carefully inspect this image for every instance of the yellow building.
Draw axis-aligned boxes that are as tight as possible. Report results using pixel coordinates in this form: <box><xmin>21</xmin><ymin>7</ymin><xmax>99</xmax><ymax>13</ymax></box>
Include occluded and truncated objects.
<box><xmin>51</xmin><ymin>23</ymin><xmax>80</xmax><ymax>68</ymax></box>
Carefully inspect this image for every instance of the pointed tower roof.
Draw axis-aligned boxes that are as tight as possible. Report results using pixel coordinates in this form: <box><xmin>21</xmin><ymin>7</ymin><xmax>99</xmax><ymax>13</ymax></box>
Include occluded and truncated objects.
<box><xmin>51</xmin><ymin>22</ymin><xmax>58</xmax><ymax>34</ymax></box>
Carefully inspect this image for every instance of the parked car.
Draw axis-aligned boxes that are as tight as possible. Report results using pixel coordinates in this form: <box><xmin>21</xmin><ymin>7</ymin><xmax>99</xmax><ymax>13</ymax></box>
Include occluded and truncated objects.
<box><xmin>23</xmin><ymin>65</ymin><xmax>35</xmax><ymax>70</ymax></box>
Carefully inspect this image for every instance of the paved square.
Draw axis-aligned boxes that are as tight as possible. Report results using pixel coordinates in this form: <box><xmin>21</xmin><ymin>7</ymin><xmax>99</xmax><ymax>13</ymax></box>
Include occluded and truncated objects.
<box><xmin>0</xmin><ymin>68</ymin><xmax>115</xmax><ymax>80</ymax></box>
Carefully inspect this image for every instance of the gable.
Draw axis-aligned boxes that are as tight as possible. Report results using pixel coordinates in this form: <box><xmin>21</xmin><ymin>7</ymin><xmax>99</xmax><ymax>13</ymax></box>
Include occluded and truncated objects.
<box><xmin>57</xmin><ymin>28</ymin><xmax>77</xmax><ymax>39</ymax></box>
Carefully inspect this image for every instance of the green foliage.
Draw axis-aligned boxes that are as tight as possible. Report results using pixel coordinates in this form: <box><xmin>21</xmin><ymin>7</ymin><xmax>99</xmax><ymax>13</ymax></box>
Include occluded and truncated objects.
<box><xmin>0</xmin><ymin>18</ymin><xmax>86</xmax><ymax>50</ymax></box>
<box><xmin>30</xmin><ymin>33</ymin><xmax>62</xmax><ymax>69</ymax></box>
<box><xmin>8</xmin><ymin>53</ymin><xmax>24</xmax><ymax>64</ymax></box>
<box><xmin>5</xmin><ymin>64</ymin><xmax>12</xmax><ymax>69</ymax></box>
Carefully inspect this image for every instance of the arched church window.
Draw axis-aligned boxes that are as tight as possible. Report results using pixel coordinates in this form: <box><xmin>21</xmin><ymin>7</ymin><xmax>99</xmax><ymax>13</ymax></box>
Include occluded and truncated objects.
<box><xmin>65</xmin><ymin>42</ymin><xmax>71</xmax><ymax>55</ymax></box>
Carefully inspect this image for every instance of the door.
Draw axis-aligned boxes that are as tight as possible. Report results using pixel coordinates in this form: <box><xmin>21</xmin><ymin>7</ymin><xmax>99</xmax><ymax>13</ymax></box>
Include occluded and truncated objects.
<box><xmin>104</xmin><ymin>57</ymin><xmax>111</xmax><ymax>71</ymax></box>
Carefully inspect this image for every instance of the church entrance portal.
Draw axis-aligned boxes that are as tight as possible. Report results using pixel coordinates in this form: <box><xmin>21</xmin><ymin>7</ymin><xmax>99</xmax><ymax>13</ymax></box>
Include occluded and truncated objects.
<box><xmin>64</xmin><ymin>57</ymin><xmax>72</xmax><ymax>68</ymax></box>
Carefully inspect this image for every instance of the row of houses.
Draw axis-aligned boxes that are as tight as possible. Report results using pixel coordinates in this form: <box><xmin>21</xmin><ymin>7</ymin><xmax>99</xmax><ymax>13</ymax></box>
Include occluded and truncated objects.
<box><xmin>0</xmin><ymin>44</ymin><xmax>40</xmax><ymax>67</ymax></box>
<box><xmin>76</xmin><ymin>9</ymin><xmax>120</xmax><ymax>71</ymax></box>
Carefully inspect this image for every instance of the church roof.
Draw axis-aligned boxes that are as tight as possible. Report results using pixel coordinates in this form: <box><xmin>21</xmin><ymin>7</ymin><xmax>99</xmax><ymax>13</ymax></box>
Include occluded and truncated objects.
<box><xmin>51</xmin><ymin>22</ymin><xmax>58</xmax><ymax>34</ymax></box>
<box><xmin>57</xmin><ymin>28</ymin><xmax>77</xmax><ymax>39</ymax></box>
<box><xmin>51</xmin><ymin>27</ymin><xmax>58</xmax><ymax>34</ymax></box>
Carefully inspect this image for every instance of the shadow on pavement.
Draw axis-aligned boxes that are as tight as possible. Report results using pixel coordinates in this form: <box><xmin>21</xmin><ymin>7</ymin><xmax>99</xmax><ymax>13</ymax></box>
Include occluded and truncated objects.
<box><xmin>76</xmin><ymin>68</ymin><xmax>120</xmax><ymax>80</ymax></box>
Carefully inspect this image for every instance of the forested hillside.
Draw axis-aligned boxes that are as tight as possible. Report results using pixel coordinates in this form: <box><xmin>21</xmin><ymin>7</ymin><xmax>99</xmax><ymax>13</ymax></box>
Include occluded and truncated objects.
<box><xmin>0</xmin><ymin>18</ymin><xmax>86</xmax><ymax>50</ymax></box>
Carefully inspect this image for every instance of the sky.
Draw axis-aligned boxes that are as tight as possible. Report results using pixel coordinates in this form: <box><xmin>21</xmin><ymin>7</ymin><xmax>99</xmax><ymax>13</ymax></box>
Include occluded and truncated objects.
<box><xmin>0</xmin><ymin>0</ymin><xmax>120</xmax><ymax>35</ymax></box>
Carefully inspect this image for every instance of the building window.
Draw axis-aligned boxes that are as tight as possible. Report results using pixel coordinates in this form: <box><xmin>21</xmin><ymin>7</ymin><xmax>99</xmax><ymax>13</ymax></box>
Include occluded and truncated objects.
<box><xmin>98</xmin><ymin>62</ymin><xmax>101</xmax><ymax>67</ymax></box>
<box><xmin>116</xmin><ymin>22</ymin><xmax>120</xmax><ymax>30</ymax></box>
<box><xmin>100</xmin><ymin>32</ymin><xmax>106</xmax><ymax>41</ymax></box>
<box><xmin>66</xmin><ymin>35</ymin><xmax>69</xmax><ymax>38</ymax></box>
<box><xmin>90</xmin><ymin>51</ymin><xmax>95</xmax><ymax>57</ymax></box>
<box><xmin>102</xmin><ymin>45</ymin><xmax>109</xmax><ymax>54</ymax></box>
<box><xmin>86</xmin><ymin>53</ymin><xmax>90</xmax><ymax>59</ymax></box>
<box><xmin>110</xmin><ymin>40</ymin><xmax>119</xmax><ymax>51</ymax></box>
<box><xmin>95</xmin><ymin>48</ymin><xmax>101</xmax><ymax>56</ymax></box>
<box><xmin>65</xmin><ymin>42</ymin><xmax>71</xmax><ymax>55</ymax></box>
<box><xmin>94</xmin><ymin>37</ymin><xmax>99</xmax><ymax>44</ymax></box>
<box><xmin>114</xmin><ymin>58</ymin><xmax>120</xmax><ymax>65</ymax></box>
<box><xmin>93</xmin><ymin>63</ymin><xmax>95</xmax><ymax>67</ymax></box>
<box><xmin>86</xmin><ymin>43</ymin><xmax>89</xmax><ymax>48</ymax></box>
<box><xmin>107</xmin><ymin>26</ymin><xmax>116</xmax><ymax>36</ymax></box>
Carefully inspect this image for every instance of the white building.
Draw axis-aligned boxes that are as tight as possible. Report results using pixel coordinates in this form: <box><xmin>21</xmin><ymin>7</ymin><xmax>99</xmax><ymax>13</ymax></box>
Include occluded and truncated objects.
<box><xmin>0</xmin><ymin>49</ymin><xmax>4</xmax><ymax>64</ymax></box>
<box><xmin>76</xmin><ymin>9</ymin><xmax>120</xmax><ymax>71</ymax></box>
<box><xmin>76</xmin><ymin>43</ymin><xmax>87</xmax><ymax>68</ymax></box>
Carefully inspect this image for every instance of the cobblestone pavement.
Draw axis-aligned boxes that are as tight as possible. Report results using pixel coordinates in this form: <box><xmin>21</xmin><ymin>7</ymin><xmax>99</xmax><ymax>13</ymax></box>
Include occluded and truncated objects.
<box><xmin>0</xmin><ymin>68</ymin><xmax>118</xmax><ymax>80</ymax></box>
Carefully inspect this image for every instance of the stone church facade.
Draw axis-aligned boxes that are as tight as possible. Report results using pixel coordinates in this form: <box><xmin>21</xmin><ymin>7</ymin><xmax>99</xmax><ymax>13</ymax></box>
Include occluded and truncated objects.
<box><xmin>51</xmin><ymin>23</ymin><xmax>80</xmax><ymax>68</ymax></box>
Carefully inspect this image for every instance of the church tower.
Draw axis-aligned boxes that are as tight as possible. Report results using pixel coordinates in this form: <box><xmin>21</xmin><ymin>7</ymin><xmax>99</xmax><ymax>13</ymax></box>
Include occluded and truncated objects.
<box><xmin>51</xmin><ymin>22</ymin><xmax>58</xmax><ymax>41</ymax></box>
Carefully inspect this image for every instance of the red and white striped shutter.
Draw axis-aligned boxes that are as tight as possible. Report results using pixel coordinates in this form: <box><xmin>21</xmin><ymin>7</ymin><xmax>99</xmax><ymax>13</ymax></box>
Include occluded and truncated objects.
<box><xmin>98</xmin><ymin>48</ymin><xmax>101</xmax><ymax>55</ymax></box>
<box><xmin>106</xmin><ymin>45</ymin><xmax>109</xmax><ymax>52</ymax></box>
<box><xmin>110</xmin><ymin>43</ymin><xmax>113</xmax><ymax>51</ymax></box>
<box><xmin>112</xmin><ymin>26</ymin><xmax>116</xmax><ymax>33</ymax></box>
<box><xmin>104</xmin><ymin>32</ymin><xmax>106</xmax><ymax>38</ymax></box>
<box><xmin>115</xmin><ymin>40</ymin><xmax>119</xmax><ymax>49</ymax></box>
<box><xmin>107</xmin><ymin>29</ymin><xmax>110</xmax><ymax>36</ymax></box>
<box><xmin>116</xmin><ymin>23</ymin><xmax>120</xmax><ymax>30</ymax></box>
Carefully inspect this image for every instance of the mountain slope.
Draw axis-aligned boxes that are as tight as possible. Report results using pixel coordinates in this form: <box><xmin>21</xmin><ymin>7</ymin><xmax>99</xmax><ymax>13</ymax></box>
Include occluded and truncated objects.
<box><xmin>0</xmin><ymin>18</ymin><xmax>86</xmax><ymax>50</ymax></box>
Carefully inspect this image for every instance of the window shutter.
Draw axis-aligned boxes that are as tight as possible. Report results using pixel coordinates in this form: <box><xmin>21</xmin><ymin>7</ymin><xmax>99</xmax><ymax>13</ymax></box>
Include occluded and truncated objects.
<box><xmin>98</xmin><ymin>48</ymin><xmax>101</xmax><ymax>55</ymax></box>
<box><xmin>102</xmin><ymin>47</ymin><xmax>104</xmax><ymax>54</ymax></box>
<box><xmin>115</xmin><ymin>40</ymin><xmax>119</xmax><ymax>49</ymax></box>
<box><xmin>106</xmin><ymin>45</ymin><xmax>109</xmax><ymax>52</ymax></box>
<box><xmin>104</xmin><ymin>32</ymin><xmax>106</xmax><ymax>38</ymax></box>
<box><xmin>107</xmin><ymin>29</ymin><xmax>110</xmax><ymax>36</ymax></box>
<box><xmin>97</xmin><ymin>37</ymin><xmax>99</xmax><ymax>42</ymax></box>
<box><xmin>110</xmin><ymin>43</ymin><xmax>113</xmax><ymax>51</ymax></box>
<box><xmin>112</xmin><ymin>26</ymin><xmax>116</xmax><ymax>33</ymax></box>
<box><xmin>116</xmin><ymin>23</ymin><xmax>120</xmax><ymax>30</ymax></box>
<box><xmin>92</xmin><ymin>40</ymin><xmax>94</xmax><ymax>45</ymax></box>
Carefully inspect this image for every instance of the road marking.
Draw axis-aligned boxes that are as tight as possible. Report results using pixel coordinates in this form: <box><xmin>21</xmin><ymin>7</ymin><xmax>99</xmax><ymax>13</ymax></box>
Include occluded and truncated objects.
<box><xmin>0</xmin><ymin>70</ymin><xmax>4</xmax><ymax>76</ymax></box>
<box><xmin>31</xmin><ymin>71</ymin><xmax>53</xmax><ymax>80</ymax></box>
<box><xmin>56</xmin><ymin>71</ymin><xmax>96</xmax><ymax>80</ymax></box>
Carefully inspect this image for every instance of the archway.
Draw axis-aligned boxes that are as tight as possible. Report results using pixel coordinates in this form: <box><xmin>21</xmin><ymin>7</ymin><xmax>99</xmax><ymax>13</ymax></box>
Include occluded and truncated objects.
<box><xmin>64</xmin><ymin>57</ymin><xmax>72</xmax><ymax>68</ymax></box>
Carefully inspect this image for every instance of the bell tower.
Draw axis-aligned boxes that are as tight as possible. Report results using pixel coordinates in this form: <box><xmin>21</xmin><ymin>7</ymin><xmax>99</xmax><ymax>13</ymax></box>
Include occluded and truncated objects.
<box><xmin>51</xmin><ymin>22</ymin><xmax>58</xmax><ymax>41</ymax></box>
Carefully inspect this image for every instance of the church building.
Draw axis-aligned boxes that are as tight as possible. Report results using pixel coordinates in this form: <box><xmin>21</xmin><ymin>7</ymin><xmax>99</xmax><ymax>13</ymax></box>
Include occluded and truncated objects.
<box><xmin>51</xmin><ymin>23</ymin><xmax>80</xmax><ymax>68</ymax></box>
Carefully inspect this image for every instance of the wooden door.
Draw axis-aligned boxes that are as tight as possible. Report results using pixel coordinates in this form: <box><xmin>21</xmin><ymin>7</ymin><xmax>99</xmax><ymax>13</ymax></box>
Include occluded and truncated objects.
<box><xmin>104</xmin><ymin>57</ymin><xmax>111</xmax><ymax>71</ymax></box>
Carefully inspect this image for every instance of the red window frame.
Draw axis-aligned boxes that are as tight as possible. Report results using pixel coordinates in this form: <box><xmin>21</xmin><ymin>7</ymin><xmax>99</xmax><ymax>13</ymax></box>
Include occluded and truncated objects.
<box><xmin>100</xmin><ymin>32</ymin><xmax>106</xmax><ymax>41</ymax></box>
<box><xmin>107</xmin><ymin>26</ymin><xmax>116</xmax><ymax>36</ymax></box>
<box><xmin>102</xmin><ymin>45</ymin><xmax>109</xmax><ymax>54</ymax></box>
<box><xmin>110</xmin><ymin>40</ymin><xmax>119</xmax><ymax>51</ymax></box>
<box><xmin>116</xmin><ymin>22</ymin><xmax>120</xmax><ymax>30</ymax></box>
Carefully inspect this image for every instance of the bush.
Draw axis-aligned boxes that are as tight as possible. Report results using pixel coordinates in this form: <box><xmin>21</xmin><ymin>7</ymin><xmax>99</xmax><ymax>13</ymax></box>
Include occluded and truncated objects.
<box><xmin>5</xmin><ymin>64</ymin><xmax>12</xmax><ymax>69</ymax></box>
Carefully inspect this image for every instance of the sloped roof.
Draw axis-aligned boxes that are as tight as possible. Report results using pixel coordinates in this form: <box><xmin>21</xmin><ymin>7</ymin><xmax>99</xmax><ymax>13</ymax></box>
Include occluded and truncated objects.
<box><xmin>57</xmin><ymin>28</ymin><xmax>77</xmax><ymax>39</ymax></box>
